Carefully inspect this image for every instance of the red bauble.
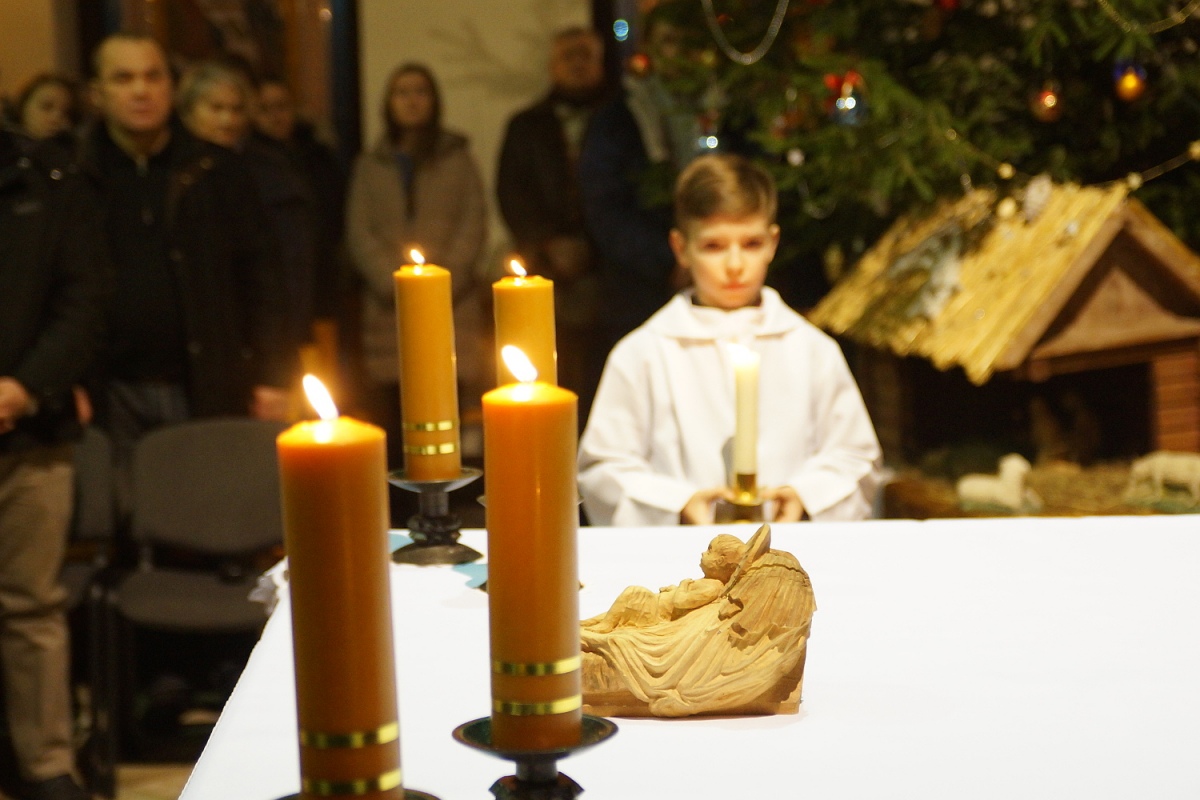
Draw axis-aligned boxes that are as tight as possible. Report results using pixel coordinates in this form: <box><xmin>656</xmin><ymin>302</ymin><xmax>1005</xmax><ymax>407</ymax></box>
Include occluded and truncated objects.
<box><xmin>628</xmin><ymin>52</ymin><xmax>651</xmax><ymax>77</ymax></box>
<box><xmin>936</xmin><ymin>0</ymin><xmax>959</xmax><ymax>10</ymax></box>
<box><xmin>1030</xmin><ymin>82</ymin><xmax>1062</xmax><ymax>122</ymax></box>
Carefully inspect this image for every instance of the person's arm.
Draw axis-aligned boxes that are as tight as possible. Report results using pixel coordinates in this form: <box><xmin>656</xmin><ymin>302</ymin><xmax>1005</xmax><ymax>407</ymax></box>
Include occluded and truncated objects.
<box><xmin>10</xmin><ymin>161</ymin><xmax>106</xmax><ymax>421</ymax></box>
<box><xmin>437</xmin><ymin>147</ymin><xmax>487</xmax><ymax>305</ymax></box>
<box><xmin>577</xmin><ymin>100</ymin><xmax>674</xmax><ymax>285</ymax></box>
<box><xmin>223</xmin><ymin>152</ymin><xmax>297</xmax><ymax>400</ymax></box>
<box><xmin>345</xmin><ymin>155</ymin><xmax>406</xmax><ymax>302</ymax></box>
<box><xmin>786</xmin><ymin>341</ymin><xmax>882</xmax><ymax>521</ymax></box>
<box><xmin>578</xmin><ymin>341</ymin><xmax>700</xmax><ymax>526</ymax></box>
<box><xmin>495</xmin><ymin>113</ymin><xmax>557</xmax><ymax>246</ymax></box>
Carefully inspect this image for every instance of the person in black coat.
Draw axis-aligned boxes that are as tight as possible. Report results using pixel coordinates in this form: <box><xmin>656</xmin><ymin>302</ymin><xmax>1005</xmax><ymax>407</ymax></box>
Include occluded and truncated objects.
<box><xmin>496</xmin><ymin>26</ymin><xmax>607</xmax><ymax>418</ymax></box>
<box><xmin>0</xmin><ymin>126</ymin><xmax>105</xmax><ymax>800</ymax></box>
<box><xmin>78</xmin><ymin>34</ymin><xmax>293</xmax><ymax>498</ymax></box>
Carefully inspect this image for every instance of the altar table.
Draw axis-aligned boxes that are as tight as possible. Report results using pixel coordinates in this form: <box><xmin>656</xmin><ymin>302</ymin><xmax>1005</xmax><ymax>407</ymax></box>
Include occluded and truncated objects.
<box><xmin>179</xmin><ymin>517</ymin><xmax>1200</xmax><ymax>800</ymax></box>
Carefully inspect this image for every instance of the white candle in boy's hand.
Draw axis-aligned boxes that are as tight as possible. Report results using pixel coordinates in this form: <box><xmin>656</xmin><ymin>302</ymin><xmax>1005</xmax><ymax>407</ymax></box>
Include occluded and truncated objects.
<box><xmin>731</xmin><ymin>344</ymin><xmax>760</xmax><ymax>476</ymax></box>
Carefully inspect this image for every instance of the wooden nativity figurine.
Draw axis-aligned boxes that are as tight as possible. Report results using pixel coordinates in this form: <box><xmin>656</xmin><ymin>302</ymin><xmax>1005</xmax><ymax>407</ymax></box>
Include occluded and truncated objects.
<box><xmin>580</xmin><ymin>524</ymin><xmax>816</xmax><ymax>718</ymax></box>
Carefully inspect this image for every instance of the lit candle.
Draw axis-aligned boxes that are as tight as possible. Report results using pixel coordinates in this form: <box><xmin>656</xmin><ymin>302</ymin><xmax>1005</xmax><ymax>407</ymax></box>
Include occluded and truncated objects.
<box><xmin>483</xmin><ymin>346</ymin><xmax>580</xmax><ymax>750</ymax></box>
<box><xmin>731</xmin><ymin>343</ymin><xmax>760</xmax><ymax>494</ymax></box>
<box><xmin>277</xmin><ymin>376</ymin><xmax>402</xmax><ymax>799</ymax></box>
<box><xmin>394</xmin><ymin>249</ymin><xmax>461</xmax><ymax>480</ymax></box>
<box><xmin>493</xmin><ymin>258</ymin><xmax>557</xmax><ymax>386</ymax></box>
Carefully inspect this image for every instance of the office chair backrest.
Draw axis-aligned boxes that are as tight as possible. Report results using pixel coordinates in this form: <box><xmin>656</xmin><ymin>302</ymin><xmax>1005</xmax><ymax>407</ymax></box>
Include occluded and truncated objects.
<box><xmin>72</xmin><ymin>426</ymin><xmax>116</xmax><ymax>544</ymax></box>
<box><xmin>130</xmin><ymin>417</ymin><xmax>288</xmax><ymax>556</ymax></box>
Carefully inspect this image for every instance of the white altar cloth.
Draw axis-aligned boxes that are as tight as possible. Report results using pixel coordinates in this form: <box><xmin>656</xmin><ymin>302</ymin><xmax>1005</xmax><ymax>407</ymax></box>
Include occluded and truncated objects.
<box><xmin>180</xmin><ymin>516</ymin><xmax>1200</xmax><ymax>800</ymax></box>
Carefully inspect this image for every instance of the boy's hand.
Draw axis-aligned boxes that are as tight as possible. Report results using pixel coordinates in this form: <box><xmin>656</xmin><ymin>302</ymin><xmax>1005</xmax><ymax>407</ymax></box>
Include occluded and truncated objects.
<box><xmin>763</xmin><ymin>485</ymin><xmax>805</xmax><ymax>522</ymax></box>
<box><xmin>681</xmin><ymin>486</ymin><xmax>735</xmax><ymax>525</ymax></box>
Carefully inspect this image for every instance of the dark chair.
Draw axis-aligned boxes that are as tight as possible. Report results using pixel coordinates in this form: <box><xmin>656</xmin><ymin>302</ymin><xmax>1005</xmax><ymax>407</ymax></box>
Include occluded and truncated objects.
<box><xmin>63</xmin><ymin>426</ymin><xmax>118</xmax><ymax>797</ymax></box>
<box><xmin>104</xmin><ymin>417</ymin><xmax>287</xmax><ymax>759</ymax></box>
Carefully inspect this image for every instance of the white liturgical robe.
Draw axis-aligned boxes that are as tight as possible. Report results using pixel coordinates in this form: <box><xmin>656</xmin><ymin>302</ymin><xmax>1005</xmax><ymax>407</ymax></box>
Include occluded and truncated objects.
<box><xmin>578</xmin><ymin>288</ymin><xmax>882</xmax><ymax>526</ymax></box>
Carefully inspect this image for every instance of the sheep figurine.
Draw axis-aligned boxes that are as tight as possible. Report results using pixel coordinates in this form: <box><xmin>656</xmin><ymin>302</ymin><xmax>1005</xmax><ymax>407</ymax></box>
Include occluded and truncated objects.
<box><xmin>1125</xmin><ymin>451</ymin><xmax>1200</xmax><ymax>504</ymax></box>
<box><xmin>956</xmin><ymin>453</ymin><xmax>1043</xmax><ymax>513</ymax></box>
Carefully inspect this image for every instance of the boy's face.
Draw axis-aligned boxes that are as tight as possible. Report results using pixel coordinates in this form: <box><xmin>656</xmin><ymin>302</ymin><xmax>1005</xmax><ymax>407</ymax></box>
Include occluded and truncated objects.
<box><xmin>670</xmin><ymin>214</ymin><xmax>780</xmax><ymax>310</ymax></box>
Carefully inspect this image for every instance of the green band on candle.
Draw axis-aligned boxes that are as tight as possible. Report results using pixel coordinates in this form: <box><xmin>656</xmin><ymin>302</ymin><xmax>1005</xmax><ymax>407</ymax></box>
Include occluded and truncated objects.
<box><xmin>492</xmin><ymin>695</ymin><xmax>582</xmax><ymax>716</ymax></box>
<box><xmin>301</xmin><ymin>768</ymin><xmax>402</xmax><ymax>796</ymax></box>
<box><xmin>299</xmin><ymin>721</ymin><xmax>399</xmax><ymax>749</ymax></box>
<box><xmin>402</xmin><ymin>420</ymin><xmax>456</xmax><ymax>432</ymax></box>
<box><xmin>492</xmin><ymin>656</ymin><xmax>581</xmax><ymax>676</ymax></box>
<box><xmin>403</xmin><ymin>442</ymin><xmax>457</xmax><ymax>455</ymax></box>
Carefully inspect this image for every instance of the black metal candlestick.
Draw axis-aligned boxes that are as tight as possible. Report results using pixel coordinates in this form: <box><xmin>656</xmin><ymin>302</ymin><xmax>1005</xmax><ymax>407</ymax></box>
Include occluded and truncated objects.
<box><xmin>452</xmin><ymin>715</ymin><xmax>617</xmax><ymax>800</ymax></box>
<box><xmin>388</xmin><ymin>467</ymin><xmax>483</xmax><ymax>565</ymax></box>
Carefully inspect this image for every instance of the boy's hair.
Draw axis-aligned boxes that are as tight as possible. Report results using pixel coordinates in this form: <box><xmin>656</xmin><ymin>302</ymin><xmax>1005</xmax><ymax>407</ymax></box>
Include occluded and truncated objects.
<box><xmin>673</xmin><ymin>153</ymin><xmax>778</xmax><ymax>230</ymax></box>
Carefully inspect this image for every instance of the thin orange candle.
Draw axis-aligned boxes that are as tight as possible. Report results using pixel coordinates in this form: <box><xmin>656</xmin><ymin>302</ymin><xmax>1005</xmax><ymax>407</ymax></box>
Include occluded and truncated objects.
<box><xmin>484</xmin><ymin>347</ymin><xmax>580</xmax><ymax>750</ymax></box>
<box><xmin>493</xmin><ymin>259</ymin><xmax>557</xmax><ymax>385</ymax></box>
<box><xmin>277</xmin><ymin>376</ymin><xmax>402</xmax><ymax>799</ymax></box>
<box><xmin>394</xmin><ymin>249</ymin><xmax>461</xmax><ymax>480</ymax></box>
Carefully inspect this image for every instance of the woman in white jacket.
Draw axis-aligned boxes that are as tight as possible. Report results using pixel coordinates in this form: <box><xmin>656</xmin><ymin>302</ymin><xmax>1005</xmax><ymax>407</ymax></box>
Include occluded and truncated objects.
<box><xmin>578</xmin><ymin>154</ymin><xmax>881</xmax><ymax>526</ymax></box>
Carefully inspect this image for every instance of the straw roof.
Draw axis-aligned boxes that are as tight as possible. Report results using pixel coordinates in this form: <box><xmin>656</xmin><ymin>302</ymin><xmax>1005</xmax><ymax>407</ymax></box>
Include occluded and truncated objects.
<box><xmin>809</xmin><ymin>182</ymin><xmax>1200</xmax><ymax>384</ymax></box>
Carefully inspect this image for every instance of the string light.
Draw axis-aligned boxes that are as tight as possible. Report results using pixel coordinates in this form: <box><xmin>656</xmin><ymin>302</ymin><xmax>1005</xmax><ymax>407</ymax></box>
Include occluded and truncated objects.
<box><xmin>701</xmin><ymin>0</ymin><xmax>791</xmax><ymax>66</ymax></box>
<box><xmin>1095</xmin><ymin>0</ymin><xmax>1200</xmax><ymax>34</ymax></box>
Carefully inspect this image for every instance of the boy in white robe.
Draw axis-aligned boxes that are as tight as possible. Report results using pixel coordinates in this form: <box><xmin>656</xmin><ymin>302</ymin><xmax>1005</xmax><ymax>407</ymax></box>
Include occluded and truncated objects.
<box><xmin>578</xmin><ymin>154</ymin><xmax>881</xmax><ymax>526</ymax></box>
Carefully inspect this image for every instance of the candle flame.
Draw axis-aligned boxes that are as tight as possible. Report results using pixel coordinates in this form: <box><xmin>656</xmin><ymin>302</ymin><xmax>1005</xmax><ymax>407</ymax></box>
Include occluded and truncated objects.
<box><xmin>303</xmin><ymin>374</ymin><xmax>339</xmax><ymax>421</ymax></box>
<box><xmin>728</xmin><ymin>342</ymin><xmax>760</xmax><ymax>367</ymax></box>
<box><xmin>409</xmin><ymin>249</ymin><xmax>425</xmax><ymax>265</ymax></box>
<box><xmin>508</xmin><ymin>258</ymin><xmax>527</xmax><ymax>278</ymax></box>
<box><xmin>501</xmin><ymin>345</ymin><xmax>538</xmax><ymax>383</ymax></box>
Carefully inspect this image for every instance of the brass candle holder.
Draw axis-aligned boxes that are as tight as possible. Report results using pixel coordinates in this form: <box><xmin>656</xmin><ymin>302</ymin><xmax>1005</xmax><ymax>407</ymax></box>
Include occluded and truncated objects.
<box><xmin>452</xmin><ymin>714</ymin><xmax>617</xmax><ymax>800</ymax></box>
<box><xmin>714</xmin><ymin>472</ymin><xmax>765</xmax><ymax>523</ymax></box>
<box><xmin>388</xmin><ymin>467</ymin><xmax>484</xmax><ymax>565</ymax></box>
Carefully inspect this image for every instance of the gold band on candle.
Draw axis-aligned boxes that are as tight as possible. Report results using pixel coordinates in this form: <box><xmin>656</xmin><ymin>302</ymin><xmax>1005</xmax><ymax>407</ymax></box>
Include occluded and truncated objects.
<box><xmin>733</xmin><ymin>472</ymin><xmax>759</xmax><ymax>503</ymax></box>
<box><xmin>492</xmin><ymin>655</ymin><xmax>581</xmax><ymax>676</ymax></box>
<box><xmin>301</xmin><ymin>768</ymin><xmax>403</xmax><ymax>796</ymax></box>
<box><xmin>403</xmin><ymin>442</ymin><xmax>457</xmax><ymax>455</ymax></box>
<box><xmin>402</xmin><ymin>420</ymin><xmax>456</xmax><ymax>432</ymax></box>
<box><xmin>492</xmin><ymin>695</ymin><xmax>583</xmax><ymax>717</ymax></box>
<box><xmin>299</xmin><ymin>721</ymin><xmax>399</xmax><ymax>749</ymax></box>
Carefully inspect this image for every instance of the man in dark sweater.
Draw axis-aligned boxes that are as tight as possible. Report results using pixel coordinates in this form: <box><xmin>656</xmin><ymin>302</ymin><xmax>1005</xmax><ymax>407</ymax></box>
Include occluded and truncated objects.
<box><xmin>79</xmin><ymin>34</ymin><xmax>292</xmax><ymax>494</ymax></box>
<box><xmin>0</xmin><ymin>127</ymin><xmax>104</xmax><ymax>800</ymax></box>
<box><xmin>496</xmin><ymin>27</ymin><xmax>607</xmax><ymax>418</ymax></box>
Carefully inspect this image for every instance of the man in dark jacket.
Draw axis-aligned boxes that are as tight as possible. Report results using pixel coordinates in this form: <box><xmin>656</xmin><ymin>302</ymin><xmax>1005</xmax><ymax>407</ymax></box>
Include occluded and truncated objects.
<box><xmin>0</xmin><ymin>127</ymin><xmax>104</xmax><ymax>800</ymax></box>
<box><xmin>496</xmin><ymin>27</ymin><xmax>606</xmax><ymax>417</ymax></box>
<box><xmin>80</xmin><ymin>33</ymin><xmax>293</xmax><ymax>492</ymax></box>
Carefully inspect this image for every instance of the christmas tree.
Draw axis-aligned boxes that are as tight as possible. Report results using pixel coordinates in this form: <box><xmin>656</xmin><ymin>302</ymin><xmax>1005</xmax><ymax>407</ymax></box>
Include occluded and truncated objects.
<box><xmin>642</xmin><ymin>0</ymin><xmax>1200</xmax><ymax>303</ymax></box>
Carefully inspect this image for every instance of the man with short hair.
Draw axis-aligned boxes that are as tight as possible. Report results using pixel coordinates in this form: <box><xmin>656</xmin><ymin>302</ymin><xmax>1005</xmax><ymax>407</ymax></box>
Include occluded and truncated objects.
<box><xmin>1</xmin><ymin>125</ymin><xmax>104</xmax><ymax>800</ymax></box>
<box><xmin>79</xmin><ymin>34</ymin><xmax>292</xmax><ymax>490</ymax></box>
<box><xmin>496</xmin><ymin>26</ymin><xmax>607</xmax><ymax>418</ymax></box>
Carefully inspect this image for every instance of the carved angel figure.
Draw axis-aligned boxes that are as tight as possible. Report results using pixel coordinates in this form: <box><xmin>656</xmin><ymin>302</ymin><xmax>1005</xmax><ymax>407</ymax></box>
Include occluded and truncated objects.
<box><xmin>581</xmin><ymin>524</ymin><xmax>816</xmax><ymax>717</ymax></box>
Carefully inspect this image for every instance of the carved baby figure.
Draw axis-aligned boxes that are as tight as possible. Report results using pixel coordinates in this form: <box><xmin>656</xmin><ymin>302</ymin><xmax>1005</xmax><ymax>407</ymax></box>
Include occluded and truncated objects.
<box><xmin>581</xmin><ymin>525</ymin><xmax>815</xmax><ymax>717</ymax></box>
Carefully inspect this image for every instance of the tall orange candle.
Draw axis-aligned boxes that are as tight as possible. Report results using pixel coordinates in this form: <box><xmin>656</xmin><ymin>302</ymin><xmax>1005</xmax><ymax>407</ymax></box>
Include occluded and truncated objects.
<box><xmin>277</xmin><ymin>376</ymin><xmax>402</xmax><ymax>800</ymax></box>
<box><xmin>483</xmin><ymin>347</ymin><xmax>580</xmax><ymax>750</ymax></box>
<box><xmin>394</xmin><ymin>250</ymin><xmax>461</xmax><ymax>480</ymax></box>
<box><xmin>493</xmin><ymin>259</ymin><xmax>557</xmax><ymax>385</ymax></box>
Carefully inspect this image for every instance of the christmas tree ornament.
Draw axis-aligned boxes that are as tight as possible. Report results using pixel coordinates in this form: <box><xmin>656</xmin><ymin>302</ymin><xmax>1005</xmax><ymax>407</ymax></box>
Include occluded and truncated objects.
<box><xmin>628</xmin><ymin>52</ymin><xmax>651</xmax><ymax>77</ymax></box>
<box><xmin>825</xmin><ymin>71</ymin><xmax>867</xmax><ymax>126</ymax></box>
<box><xmin>997</xmin><ymin>163</ymin><xmax>1015</xmax><ymax>180</ymax></box>
<box><xmin>1113</xmin><ymin>61</ymin><xmax>1147</xmax><ymax>101</ymax></box>
<box><xmin>1029</xmin><ymin>81</ymin><xmax>1062</xmax><ymax>122</ymax></box>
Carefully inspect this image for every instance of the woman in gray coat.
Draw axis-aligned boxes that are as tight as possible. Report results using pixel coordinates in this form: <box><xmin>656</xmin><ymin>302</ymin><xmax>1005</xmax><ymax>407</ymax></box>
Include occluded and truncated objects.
<box><xmin>346</xmin><ymin>63</ymin><xmax>487</xmax><ymax>470</ymax></box>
